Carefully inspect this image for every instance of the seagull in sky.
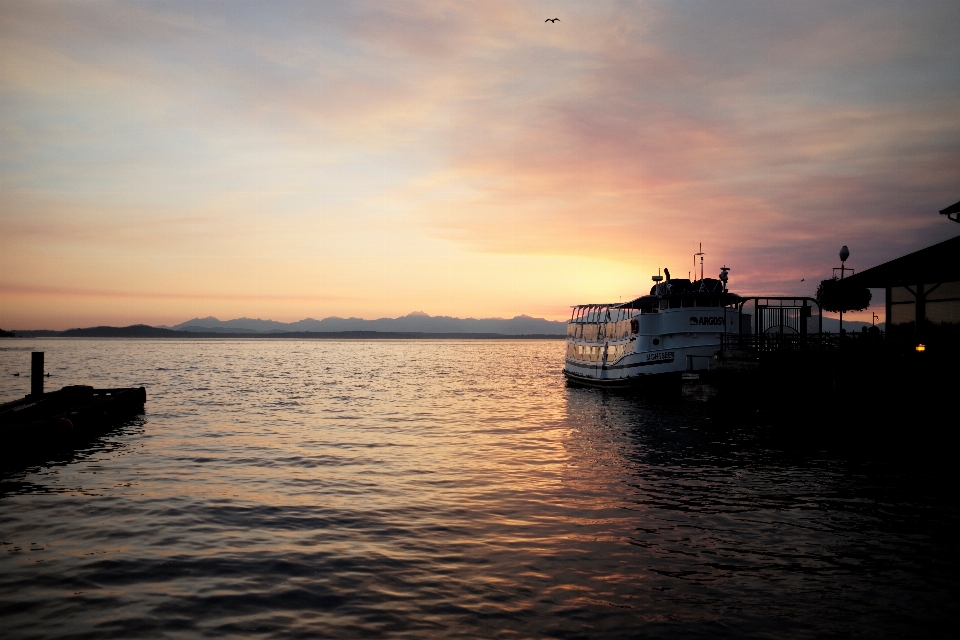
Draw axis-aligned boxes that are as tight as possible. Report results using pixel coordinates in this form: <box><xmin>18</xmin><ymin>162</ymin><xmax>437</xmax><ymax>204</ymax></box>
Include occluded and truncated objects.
<box><xmin>801</xmin><ymin>278</ymin><xmax>805</xmax><ymax>282</ymax></box>
<box><xmin>545</xmin><ymin>18</ymin><xmax>559</xmax><ymax>23</ymax></box>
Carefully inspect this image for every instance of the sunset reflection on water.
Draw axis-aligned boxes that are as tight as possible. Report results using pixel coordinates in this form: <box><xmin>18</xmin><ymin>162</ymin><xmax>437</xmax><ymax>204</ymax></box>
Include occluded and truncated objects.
<box><xmin>0</xmin><ymin>339</ymin><xmax>955</xmax><ymax>638</ymax></box>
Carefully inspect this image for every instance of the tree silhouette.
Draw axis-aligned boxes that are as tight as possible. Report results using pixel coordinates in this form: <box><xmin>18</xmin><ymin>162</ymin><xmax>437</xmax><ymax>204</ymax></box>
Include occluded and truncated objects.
<box><xmin>815</xmin><ymin>278</ymin><xmax>872</xmax><ymax>313</ymax></box>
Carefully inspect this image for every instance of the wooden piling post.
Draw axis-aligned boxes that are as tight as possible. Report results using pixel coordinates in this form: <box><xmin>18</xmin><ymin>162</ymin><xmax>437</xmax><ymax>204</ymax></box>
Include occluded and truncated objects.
<box><xmin>31</xmin><ymin>352</ymin><xmax>43</xmax><ymax>396</ymax></box>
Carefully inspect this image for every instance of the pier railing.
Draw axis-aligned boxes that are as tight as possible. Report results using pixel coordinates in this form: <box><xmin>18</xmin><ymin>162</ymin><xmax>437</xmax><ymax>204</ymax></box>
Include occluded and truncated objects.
<box><xmin>721</xmin><ymin>331</ymin><xmax>887</xmax><ymax>354</ymax></box>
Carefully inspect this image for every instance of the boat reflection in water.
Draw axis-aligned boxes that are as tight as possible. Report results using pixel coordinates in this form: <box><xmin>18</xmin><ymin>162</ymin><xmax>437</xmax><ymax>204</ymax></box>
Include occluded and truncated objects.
<box><xmin>559</xmin><ymin>384</ymin><xmax>955</xmax><ymax>637</ymax></box>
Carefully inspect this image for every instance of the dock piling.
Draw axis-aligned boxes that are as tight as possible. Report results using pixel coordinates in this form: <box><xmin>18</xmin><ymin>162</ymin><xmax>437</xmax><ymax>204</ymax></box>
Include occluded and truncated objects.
<box><xmin>31</xmin><ymin>352</ymin><xmax>43</xmax><ymax>396</ymax></box>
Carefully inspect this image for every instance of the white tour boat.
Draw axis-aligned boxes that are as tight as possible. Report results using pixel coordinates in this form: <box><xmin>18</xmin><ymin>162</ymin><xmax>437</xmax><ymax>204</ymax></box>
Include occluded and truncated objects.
<box><xmin>563</xmin><ymin>253</ymin><xmax>744</xmax><ymax>387</ymax></box>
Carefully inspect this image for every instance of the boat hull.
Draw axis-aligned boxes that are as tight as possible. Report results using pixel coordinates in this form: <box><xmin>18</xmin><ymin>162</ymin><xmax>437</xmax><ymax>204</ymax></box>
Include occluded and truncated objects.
<box><xmin>563</xmin><ymin>305</ymin><xmax>739</xmax><ymax>385</ymax></box>
<box><xmin>562</xmin><ymin>368</ymin><xmax>681</xmax><ymax>389</ymax></box>
<box><xmin>563</xmin><ymin>342</ymin><xmax>720</xmax><ymax>382</ymax></box>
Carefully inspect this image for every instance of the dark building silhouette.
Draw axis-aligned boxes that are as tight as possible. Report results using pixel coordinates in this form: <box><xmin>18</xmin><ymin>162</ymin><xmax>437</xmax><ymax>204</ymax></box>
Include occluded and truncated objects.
<box><xmin>841</xmin><ymin>234</ymin><xmax>960</xmax><ymax>345</ymax></box>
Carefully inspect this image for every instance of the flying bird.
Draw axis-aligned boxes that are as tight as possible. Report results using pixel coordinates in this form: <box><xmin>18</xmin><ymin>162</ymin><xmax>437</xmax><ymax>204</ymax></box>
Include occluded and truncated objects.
<box><xmin>801</xmin><ymin>278</ymin><xmax>805</xmax><ymax>282</ymax></box>
<box><xmin>545</xmin><ymin>18</ymin><xmax>559</xmax><ymax>22</ymax></box>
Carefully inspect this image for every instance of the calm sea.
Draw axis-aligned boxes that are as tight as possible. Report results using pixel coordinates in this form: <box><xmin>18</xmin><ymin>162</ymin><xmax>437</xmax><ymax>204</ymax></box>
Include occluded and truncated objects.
<box><xmin>0</xmin><ymin>339</ymin><xmax>955</xmax><ymax>639</ymax></box>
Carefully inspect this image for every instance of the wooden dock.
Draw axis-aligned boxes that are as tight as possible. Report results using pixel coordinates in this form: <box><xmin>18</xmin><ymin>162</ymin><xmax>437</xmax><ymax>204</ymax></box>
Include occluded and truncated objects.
<box><xmin>1</xmin><ymin>352</ymin><xmax>146</xmax><ymax>466</ymax></box>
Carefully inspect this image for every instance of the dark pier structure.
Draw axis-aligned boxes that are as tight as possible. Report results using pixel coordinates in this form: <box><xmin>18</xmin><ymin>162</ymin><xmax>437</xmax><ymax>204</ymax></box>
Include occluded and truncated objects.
<box><xmin>0</xmin><ymin>352</ymin><xmax>146</xmax><ymax>466</ymax></box>
<box><xmin>704</xmin><ymin>204</ymin><xmax>960</xmax><ymax>422</ymax></box>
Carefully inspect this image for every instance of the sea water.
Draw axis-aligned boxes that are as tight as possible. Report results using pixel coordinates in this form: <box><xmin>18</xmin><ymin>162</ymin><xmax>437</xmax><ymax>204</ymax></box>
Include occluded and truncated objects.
<box><xmin>0</xmin><ymin>339</ymin><xmax>955</xmax><ymax>638</ymax></box>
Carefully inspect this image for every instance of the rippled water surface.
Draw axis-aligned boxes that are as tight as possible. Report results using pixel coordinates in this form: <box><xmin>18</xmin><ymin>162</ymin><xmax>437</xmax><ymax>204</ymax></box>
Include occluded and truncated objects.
<box><xmin>0</xmin><ymin>339</ymin><xmax>956</xmax><ymax>638</ymax></box>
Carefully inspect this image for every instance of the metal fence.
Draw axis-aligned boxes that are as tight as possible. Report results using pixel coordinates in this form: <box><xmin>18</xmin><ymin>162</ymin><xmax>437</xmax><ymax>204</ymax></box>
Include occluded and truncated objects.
<box><xmin>721</xmin><ymin>331</ymin><xmax>887</xmax><ymax>353</ymax></box>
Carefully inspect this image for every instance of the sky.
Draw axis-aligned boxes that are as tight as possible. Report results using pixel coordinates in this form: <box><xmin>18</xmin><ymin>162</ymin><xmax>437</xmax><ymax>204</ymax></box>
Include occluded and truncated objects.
<box><xmin>1</xmin><ymin>0</ymin><xmax>959</xmax><ymax>329</ymax></box>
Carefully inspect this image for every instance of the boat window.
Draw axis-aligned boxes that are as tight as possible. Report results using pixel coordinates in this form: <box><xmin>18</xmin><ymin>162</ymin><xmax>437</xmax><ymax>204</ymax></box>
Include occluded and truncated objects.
<box><xmin>583</xmin><ymin>324</ymin><xmax>593</xmax><ymax>341</ymax></box>
<box><xmin>682</xmin><ymin>297</ymin><xmax>694</xmax><ymax>308</ymax></box>
<box><xmin>669</xmin><ymin>298</ymin><xmax>680</xmax><ymax>309</ymax></box>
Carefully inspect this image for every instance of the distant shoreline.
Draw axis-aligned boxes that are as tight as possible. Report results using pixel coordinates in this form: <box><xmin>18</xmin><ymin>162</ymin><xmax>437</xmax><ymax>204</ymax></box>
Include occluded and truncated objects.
<box><xmin>5</xmin><ymin>325</ymin><xmax>564</xmax><ymax>340</ymax></box>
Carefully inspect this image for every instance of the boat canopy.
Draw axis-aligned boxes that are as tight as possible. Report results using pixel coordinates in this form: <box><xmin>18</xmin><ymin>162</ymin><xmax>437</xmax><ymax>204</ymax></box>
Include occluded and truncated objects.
<box><xmin>621</xmin><ymin>291</ymin><xmax>744</xmax><ymax>311</ymax></box>
<box><xmin>570</xmin><ymin>277</ymin><xmax>743</xmax><ymax>319</ymax></box>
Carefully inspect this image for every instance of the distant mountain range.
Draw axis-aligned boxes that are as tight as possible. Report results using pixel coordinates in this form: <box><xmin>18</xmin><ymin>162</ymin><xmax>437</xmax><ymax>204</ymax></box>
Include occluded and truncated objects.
<box><xmin>162</xmin><ymin>312</ymin><xmax>881</xmax><ymax>335</ymax></box>
<box><xmin>5</xmin><ymin>311</ymin><xmax>883</xmax><ymax>338</ymax></box>
<box><xmin>7</xmin><ymin>325</ymin><xmax>564</xmax><ymax>339</ymax></box>
<box><xmin>161</xmin><ymin>311</ymin><xmax>568</xmax><ymax>335</ymax></box>
<box><xmin>810</xmin><ymin>316</ymin><xmax>884</xmax><ymax>334</ymax></box>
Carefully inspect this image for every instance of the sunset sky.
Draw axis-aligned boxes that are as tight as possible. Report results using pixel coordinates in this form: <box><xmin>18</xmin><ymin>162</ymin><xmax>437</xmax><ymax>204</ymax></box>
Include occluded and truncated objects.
<box><xmin>2</xmin><ymin>1</ymin><xmax>959</xmax><ymax>329</ymax></box>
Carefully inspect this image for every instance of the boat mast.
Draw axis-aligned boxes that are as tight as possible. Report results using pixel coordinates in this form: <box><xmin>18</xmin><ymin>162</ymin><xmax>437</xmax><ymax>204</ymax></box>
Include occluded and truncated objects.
<box><xmin>694</xmin><ymin>243</ymin><xmax>705</xmax><ymax>282</ymax></box>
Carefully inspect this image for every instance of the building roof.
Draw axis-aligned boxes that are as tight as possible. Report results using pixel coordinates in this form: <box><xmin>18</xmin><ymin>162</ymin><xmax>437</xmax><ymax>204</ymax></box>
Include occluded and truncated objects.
<box><xmin>840</xmin><ymin>235</ymin><xmax>960</xmax><ymax>288</ymax></box>
<box><xmin>940</xmin><ymin>202</ymin><xmax>960</xmax><ymax>220</ymax></box>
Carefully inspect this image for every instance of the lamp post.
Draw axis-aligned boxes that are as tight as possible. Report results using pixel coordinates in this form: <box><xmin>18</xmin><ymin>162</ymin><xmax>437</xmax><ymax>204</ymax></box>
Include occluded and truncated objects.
<box><xmin>838</xmin><ymin>245</ymin><xmax>849</xmax><ymax>335</ymax></box>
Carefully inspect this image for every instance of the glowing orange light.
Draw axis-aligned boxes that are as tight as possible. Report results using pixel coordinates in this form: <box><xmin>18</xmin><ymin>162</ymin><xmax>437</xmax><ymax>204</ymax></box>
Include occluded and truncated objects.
<box><xmin>915</xmin><ymin>344</ymin><xmax>926</xmax><ymax>352</ymax></box>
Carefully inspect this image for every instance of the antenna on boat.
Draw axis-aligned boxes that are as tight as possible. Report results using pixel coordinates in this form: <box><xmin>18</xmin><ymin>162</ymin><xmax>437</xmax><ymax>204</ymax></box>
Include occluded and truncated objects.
<box><xmin>694</xmin><ymin>243</ymin><xmax>705</xmax><ymax>282</ymax></box>
<box><xmin>651</xmin><ymin>269</ymin><xmax>663</xmax><ymax>296</ymax></box>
